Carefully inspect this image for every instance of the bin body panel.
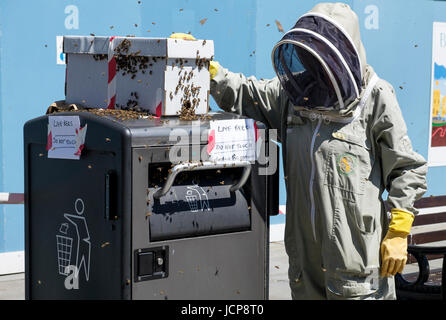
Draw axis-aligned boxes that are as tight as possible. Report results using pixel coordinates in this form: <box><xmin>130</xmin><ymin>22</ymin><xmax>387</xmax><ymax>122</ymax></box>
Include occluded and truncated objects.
<box><xmin>27</xmin><ymin>146</ymin><xmax>122</xmax><ymax>299</ymax></box>
<box><xmin>25</xmin><ymin>111</ymin><xmax>273</xmax><ymax>299</ymax></box>
<box><xmin>131</xmin><ymin>145</ymin><xmax>268</xmax><ymax>300</ymax></box>
<box><xmin>132</xmin><ymin>232</ymin><xmax>266</xmax><ymax>300</ymax></box>
<box><xmin>24</xmin><ymin>114</ymin><xmax>132</xmax><ymax>299</ymax></box>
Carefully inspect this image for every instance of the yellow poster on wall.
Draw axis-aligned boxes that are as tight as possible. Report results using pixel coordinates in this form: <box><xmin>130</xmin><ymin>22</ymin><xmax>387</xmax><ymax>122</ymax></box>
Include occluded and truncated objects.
<box><xmin>428</xmin><ymin>22</ymin><xmax>446</xmax><ymax>166</ymax></box>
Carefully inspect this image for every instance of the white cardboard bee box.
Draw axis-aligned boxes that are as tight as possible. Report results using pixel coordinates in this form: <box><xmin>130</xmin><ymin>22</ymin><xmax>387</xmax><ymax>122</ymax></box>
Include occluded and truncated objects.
<box><xmin>63</xmin><ymin>36</ymin><xmax>214</xmax><ymax>116</ymax></box>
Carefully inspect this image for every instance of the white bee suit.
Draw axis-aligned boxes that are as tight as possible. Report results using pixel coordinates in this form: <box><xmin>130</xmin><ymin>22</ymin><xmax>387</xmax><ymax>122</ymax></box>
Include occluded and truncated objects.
<box><xmin>210</xmin><ymin>3</ymin><xmax>427</xmax><ymax>300</ymax></box>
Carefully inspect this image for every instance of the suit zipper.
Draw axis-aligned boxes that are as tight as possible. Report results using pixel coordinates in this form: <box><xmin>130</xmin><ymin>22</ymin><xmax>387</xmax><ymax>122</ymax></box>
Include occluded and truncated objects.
<box><xmin>310</xmin><ymin>116</ymin><xmax>323</xmax><ymax>241</ymax></box>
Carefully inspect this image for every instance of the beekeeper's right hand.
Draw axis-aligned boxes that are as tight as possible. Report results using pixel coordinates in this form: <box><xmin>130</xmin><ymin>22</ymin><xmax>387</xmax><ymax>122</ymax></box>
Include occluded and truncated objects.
<box><xmin>169</xmin><ymin>33</ymin><xmax>220</xmax><ymax>79</ymax></box>
<box><xmin>380</xmin><ymin>208</ymin><xmax>414</xmax><ymax>277</ymax></box>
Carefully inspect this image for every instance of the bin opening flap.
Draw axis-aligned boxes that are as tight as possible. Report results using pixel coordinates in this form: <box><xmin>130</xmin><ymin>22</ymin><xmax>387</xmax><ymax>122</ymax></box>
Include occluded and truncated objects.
<box><xmin>147</xmin><ymin>166</ymin><xmax>251</xmax><ymax>241</ymax></box>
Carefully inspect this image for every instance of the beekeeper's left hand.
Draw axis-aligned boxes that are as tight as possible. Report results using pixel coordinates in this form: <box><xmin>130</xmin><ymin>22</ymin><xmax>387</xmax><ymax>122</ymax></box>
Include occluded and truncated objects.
<box><xmin>380</xmin><ymin>231</ymin><xmax>408</xmax><ymax>277</ymax></box>
<box><xmin>380</xmin><ymin>209</ymin><xmax>414</xmax><ymax>277</ymax></box>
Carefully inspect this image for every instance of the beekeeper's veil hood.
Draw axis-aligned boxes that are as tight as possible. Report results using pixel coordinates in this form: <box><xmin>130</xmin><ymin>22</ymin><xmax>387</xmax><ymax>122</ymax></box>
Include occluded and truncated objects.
<box><xmin>272</xmin><ymin>2</ymin><xmax>368</xmax><ymax>111</ymax></box>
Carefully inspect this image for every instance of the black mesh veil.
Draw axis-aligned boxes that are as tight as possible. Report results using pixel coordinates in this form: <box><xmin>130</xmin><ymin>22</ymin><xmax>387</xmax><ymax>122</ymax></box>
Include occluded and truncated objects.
<box><xmin>272</xmin><ymin>15</ymin><xmax>361</xmax><ymax>110</ymax></box>
<box><xmin>273</xmin><ymin>40</ymin><xmax>342</xmax><ymax>109</ymax></box>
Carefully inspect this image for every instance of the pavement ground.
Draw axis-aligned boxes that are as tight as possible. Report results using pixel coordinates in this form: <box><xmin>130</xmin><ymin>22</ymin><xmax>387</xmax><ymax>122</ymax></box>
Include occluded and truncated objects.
<box><xmin>1</xmin><ymin>240</ymin><xmax>440</xmax><ymax>300</ymax></box>
<box><xmin>0</xmin><ymin>241</ymin><xmax>291</xmax><ymax>300</ymax></box>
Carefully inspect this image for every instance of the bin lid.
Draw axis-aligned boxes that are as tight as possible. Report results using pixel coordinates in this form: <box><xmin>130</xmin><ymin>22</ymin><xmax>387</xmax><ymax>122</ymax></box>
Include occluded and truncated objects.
<box><xmin>25</xmin><ymin>111</ymin><xmax>258</xmax><ymax>148</ymax></box>
<box><xmin>126</xmin><ymin>111</ymin><xmax>251</xmax><ymax>147</ymax></box>
<box><xmin>63</xmin><ymin>36</ymin><xmax>214</xmax><ymax>60</ymax></box>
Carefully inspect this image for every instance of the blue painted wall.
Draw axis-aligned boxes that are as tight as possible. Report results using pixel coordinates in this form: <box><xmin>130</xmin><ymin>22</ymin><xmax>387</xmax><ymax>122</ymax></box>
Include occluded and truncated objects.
<box><xmin>0</xmin><ymin>0</ymin><xmax>445</xmax><ymax>253</ymax></box>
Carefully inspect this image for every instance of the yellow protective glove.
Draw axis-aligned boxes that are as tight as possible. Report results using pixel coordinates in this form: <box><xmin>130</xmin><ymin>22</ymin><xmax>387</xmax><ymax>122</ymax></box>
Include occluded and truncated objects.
<box><xmin>169</xmin><ymin>33</ymin><xmax>196</xmax><ymax>40</ymax></box>
<box><xmin>380</xmin><ymin>231</ymin><xmax>408</xmax><ymax>277</ymax></box>
<box><xmin>380</xmin><ymin>208</ymin><xmax>414</xmax><ymax>277</ymax></box>
<box><xmin>169</xmin><ymin>33</ymin><xmax>220</xmax><ymax>80</ymax></box>
<box><xmin>209</xmin><ymin>61</ymin><xmax>220</xmax><ymax>80</ymax></box>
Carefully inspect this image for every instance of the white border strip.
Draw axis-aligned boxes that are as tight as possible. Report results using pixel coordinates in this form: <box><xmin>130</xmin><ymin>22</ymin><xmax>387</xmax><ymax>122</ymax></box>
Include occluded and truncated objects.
<box><xmin>271</xmin><ymin>206</ymin><xmax>286</xmax><ymax>242</ymax></box>
<box><xmin>270</xmin><ymin>224</ymin><xmax>285</xmax><ymax>242</ymax></box>
<box><xmin>0</xmin><ymin>193</ymin><xmax>24</xmax><ymax>204</ymax></box>
<box><xmin>0</xmin><ymin>251</ymin><xmax>24</xmax><ymax>275</ymax></box>
<box><xmin>418</xmin><ymin>205</ymin><xmax>446</xmax><ymax>215</ymax></box>
<box><xmin>278</xmin><ymin>205</ymin><xmax>286</xmax><ymax>214</ymax></box>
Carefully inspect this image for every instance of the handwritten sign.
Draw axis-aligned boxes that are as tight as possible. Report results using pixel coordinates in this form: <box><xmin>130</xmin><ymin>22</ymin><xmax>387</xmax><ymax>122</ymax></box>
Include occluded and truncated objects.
<box><xmin>47</xmin><ymin>116</ymin><xmax>87</xmax><ymax>160</ymax></box>
<box><xmin>208</xmin><ymin>119</ymin><xmax>257</xmax><ymax>162</ymax></box>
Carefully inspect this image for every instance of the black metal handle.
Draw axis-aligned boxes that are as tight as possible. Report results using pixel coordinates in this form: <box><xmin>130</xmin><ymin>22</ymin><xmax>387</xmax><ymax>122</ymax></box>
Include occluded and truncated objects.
<box><xmin>153</xmin><ymin>161</ymin><xmax>252</xmax><ymax>200</ymax></box>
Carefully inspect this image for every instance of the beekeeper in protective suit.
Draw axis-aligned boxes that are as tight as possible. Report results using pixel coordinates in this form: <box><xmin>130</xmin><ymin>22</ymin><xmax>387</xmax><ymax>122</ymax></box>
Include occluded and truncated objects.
<box><xmin>173</xmin><ymin>2</ymin><xmax>427</xmax><ymax>300</ymax></box>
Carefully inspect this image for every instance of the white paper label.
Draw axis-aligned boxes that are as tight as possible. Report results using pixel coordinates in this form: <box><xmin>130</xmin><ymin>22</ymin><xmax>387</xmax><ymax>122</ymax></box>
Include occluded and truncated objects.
<box><xmin>57</xmin><ymin>35</ymin><xmax>65</xmax><ymax>65</ymax></box>
<box><xmin>208</xmin><ymin>119</ymin><xmax>257</xmax><ymax>162</ymax></box>
<box><xmin>47</xmin><ymin>116</ymin><xmax>87</xmax><ymax>160</ymax></box>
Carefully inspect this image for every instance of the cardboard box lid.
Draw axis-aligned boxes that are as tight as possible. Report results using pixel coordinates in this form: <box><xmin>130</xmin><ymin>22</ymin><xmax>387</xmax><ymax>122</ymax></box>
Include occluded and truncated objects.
<box><xmin>63</xmin><ymin>36</ymin><xmax>214</xmax><ymax>59</ymax></box>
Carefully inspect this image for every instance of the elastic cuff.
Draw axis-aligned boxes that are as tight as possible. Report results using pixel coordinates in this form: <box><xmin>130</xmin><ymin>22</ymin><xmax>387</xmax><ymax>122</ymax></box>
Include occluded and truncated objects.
<box><xmin>388</xmin><ymin>208</ymin><xmax>415</xmax><ymax>235</ymax></box>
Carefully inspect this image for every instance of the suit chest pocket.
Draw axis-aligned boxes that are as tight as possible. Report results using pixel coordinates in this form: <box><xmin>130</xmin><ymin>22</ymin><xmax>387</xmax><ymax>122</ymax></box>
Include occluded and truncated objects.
<box><xmin>324</xmin><ymin>131</ymin><xmax>372</xmax><ymax>203</ymax></box>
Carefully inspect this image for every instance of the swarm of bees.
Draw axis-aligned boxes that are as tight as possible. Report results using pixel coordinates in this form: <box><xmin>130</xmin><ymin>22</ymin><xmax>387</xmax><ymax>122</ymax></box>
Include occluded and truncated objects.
<box><xmin>195</xmin><ymin>54</ymin><xmax>210</xmax><ymax>71</ymax></box>
<box><xmin>177</xmin><ymin>90</ymin><xmax>210</xmax><ymax>121</ymax></box>
<box><xmin>113</xmin><ymin>38</ymin><xmax>166</xmax><ymax>79</ymax></box>
<box><xmin>52</xmin><ymin>104</ymin><xmax>205</xmax><ymax>123</ymax></box>
<box><xmin>173</xmin><ymin>52</ymin><xmax>212</xmax><ymax>121</ymax></box>
<box><xmin>177</xmin><ymin>102</ymin><xmax>212</xmax><ymax>121</ymax></box>
<box><xmin>178</xmin><ymin>101</ymin><xmax>198</xmax><ymax>120</ymax></box>
<box><xmin>115</xmin><ymin>91</ymin><xmax>141</xmax><ymax>111</ymax></box>
<box><xmin>49</xmin><ymin>107</ymin><xmax>154</xmax><ymax>122</ymax></box>
<box><xmin>114</xmin><ymin>38</ymin><xmax>131</xmax><ymax>54</ymax></box>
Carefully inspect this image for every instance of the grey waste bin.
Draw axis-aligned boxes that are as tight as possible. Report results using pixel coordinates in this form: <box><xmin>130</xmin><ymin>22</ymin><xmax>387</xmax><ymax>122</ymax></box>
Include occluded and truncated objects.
<box><xmin>24</xmin><ymin>111</ymin><xmax>278</xmax><ymax>300</ymax></box>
